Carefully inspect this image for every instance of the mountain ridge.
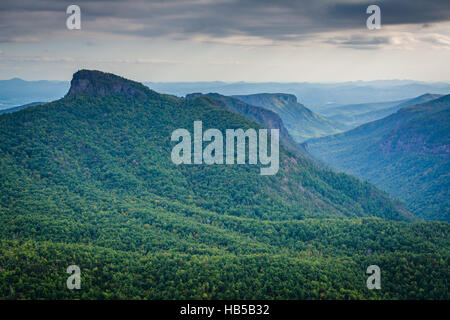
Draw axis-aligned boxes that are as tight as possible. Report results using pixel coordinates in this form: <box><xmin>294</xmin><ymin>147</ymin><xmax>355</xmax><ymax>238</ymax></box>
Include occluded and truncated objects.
<box><xmin>319</xmin><ymin>93</ymin><xmax>444</xmax><ymax>129</ymax></box>
<box><xmin>186</xmin><ymin>92</ymin><xmax>307</xmax><ymax>155</ymax></box>
<box><xmin>233</xmin><ymin>93</ymin><xmax>347</xmax><ymax>142</ymax></box>
<box><xmin>307</xmin><ymin>95</ymin><xmax>450</xmax><ymax>221</ymax></box>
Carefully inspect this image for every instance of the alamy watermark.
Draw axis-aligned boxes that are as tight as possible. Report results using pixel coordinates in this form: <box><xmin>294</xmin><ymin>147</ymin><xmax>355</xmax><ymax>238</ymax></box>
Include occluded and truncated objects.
<box><xmin>65</xmin><ymin>4</ymin><xmax>380</xmax><ymax>32</ymax></box>
<box><xmin>66</xmin><ymin>5</ymin><xmax>81</xmax><ymax>30</ymax></box>
<box><xmin>66</xmin><ymin>265</ymin><xmax>81</xmax><ymax>290</ymax></box>
<box><xmin>171</xmin><ymin>121</ymin><xmax>280</xmax><ymax>175</ymax></box>
<box><xmin>366</xmin><ymin>265</ymin><xmax>381</xmax><ymax>290</ymax></box>
<box><xmin>366</xmin><ymin>5</ymin><xmax>381</xmax><ymax>30</ymax></box>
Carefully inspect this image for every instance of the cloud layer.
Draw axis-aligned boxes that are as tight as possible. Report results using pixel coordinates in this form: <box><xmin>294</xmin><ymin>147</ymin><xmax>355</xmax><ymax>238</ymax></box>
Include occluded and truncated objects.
<box><xmin>1</xmin><ymin>0</ymin><xmax>450</xmax><ymax>48</ymax></box>
<box><xmin>1</xmin><ymin>0</ymin><xmax>450</xmax><ymax>82</ymax></box>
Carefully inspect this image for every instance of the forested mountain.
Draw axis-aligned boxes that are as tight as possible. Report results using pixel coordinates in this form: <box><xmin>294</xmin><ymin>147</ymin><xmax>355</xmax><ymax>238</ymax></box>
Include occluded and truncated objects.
<box><xmin>1</xmin><ymin>77</ymin><xmax>448</xmax><ymax>111</ymax></box>
<box><xmin>186</xmin><ymin>92</ymin><xmax>306</xmax><ymax>154</ymax></box>
<box><xmin>233</xmin><ymin>93</ymin><xmax>346</xmax><ymax>142</ymax></box>
<box><xmin>144</xmin><ymin>80</ymin><xmax>450</xmax><ymax>110</ymax></box>
<box><xmin>307</xmin><ymin>95</ymin><xmax>450</xmax><ymax>221</ymax></box>
<box><xmin>394</xmin><ymin>93</ymin><xmax>444</xmax><ymax>110</ymax></box>
<box><xmin>0</xmin><ymin>70</ymin><xmax>448</xmax><ymax>300</ymax></box>
<box><xmin>320</xmin><ymin>94</ymin><xmax>443</xmax><ymax>129</ymax></box>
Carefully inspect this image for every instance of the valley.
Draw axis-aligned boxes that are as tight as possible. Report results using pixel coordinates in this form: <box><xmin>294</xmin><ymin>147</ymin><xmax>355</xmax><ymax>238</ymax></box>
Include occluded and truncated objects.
<box><xmin>307</xmin><ymin>95</ymin><xmax>450</xmax><ymax>221</ymax></box>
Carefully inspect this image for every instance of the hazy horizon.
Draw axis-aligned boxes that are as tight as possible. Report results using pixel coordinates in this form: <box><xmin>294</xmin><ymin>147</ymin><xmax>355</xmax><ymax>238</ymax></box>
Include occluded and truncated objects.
<box><xmin>2</xmin><ymin>75</ymin><xmax>450</xmax><ymax>84</ymax></box>
<box><xmin>2</xmin><ymin>69</ymin><xmax>450</xmax><ymax>110</ymax></box>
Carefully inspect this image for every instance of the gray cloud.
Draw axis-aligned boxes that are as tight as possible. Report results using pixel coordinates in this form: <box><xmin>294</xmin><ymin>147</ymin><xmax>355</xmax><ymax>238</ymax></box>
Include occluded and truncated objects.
<box><xmin>329</xmin><ymin>0</ymin><xmax>450</xmax><ymax>26</ymax></box>
<box><xmin>0</xmin><ymin>0</ymin><xmax>449</xmax><ymax>46</ymax></box>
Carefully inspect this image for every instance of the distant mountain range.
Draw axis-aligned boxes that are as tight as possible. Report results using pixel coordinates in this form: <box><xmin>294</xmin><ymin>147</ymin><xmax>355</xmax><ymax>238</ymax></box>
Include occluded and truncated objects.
<box><xmin>233</xmin><ymin>93</ymin><xmax>347</xmax><ymax>142</ymax></box>
<box><xmin>307</xmin><ymin>95</ymin><xmax>450</xmax><ymax>221</ymax></box>
<box><xmin>321</xmin><ymin>94</ymin><xmax>443</xmax><ymax>129</ymax></box>
<box><xmin>0</xmin><ymin>78</ymin><xmax>68</xmax><ymax>108</ymax></box>
<box><xmin>2</xmin><ymin>77</ymin><xmax>450</xmax><ymax>111</ymax></box>
<box><xmin>145</xmin><ymin>80</ymin><xmax>450</xmax><ymax>110</ymax></box>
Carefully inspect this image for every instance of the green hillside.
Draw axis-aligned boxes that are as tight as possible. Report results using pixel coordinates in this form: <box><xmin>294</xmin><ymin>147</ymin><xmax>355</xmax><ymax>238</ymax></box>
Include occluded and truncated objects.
<box><xmin>233</xmin><ymin>93</ymin><xmax>347</xmax><ymax>142</ymax></box>
<box><xmin>307</xmin><ymin>95</ymin><xmax>450</xmax><ymax>221</ymax></box>
<box><xmin>0</xmin><ymin>70</ymin><xmax>448</xmax><ymax>300</ymax></box>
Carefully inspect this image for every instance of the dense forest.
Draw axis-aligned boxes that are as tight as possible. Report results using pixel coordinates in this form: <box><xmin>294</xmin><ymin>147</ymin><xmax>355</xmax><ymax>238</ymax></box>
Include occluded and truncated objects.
<box><xmin>0</xmin><ymin>70</ymin><xmax>448</xmax><ymax>299</ymax></box>
<box><xmin>307</xmin><ymin>95</ymin><xmax>450</xmax><ymax>221</ymax></box>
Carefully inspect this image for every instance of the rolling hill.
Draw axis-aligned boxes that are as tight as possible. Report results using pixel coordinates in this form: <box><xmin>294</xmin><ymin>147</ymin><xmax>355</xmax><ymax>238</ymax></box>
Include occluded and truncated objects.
<box><xmin>0</xmin><ymin>70</ymin><xmax>448</xmax><ymax>300</ymax></box>
<box><xmin>307</xmin><ymin>95</ymin><xmax>450</xmax><ymax>221</ymax></box>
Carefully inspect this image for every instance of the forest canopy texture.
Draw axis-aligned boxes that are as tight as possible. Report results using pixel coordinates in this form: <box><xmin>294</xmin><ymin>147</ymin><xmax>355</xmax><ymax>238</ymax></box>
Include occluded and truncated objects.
<box><xmin>0</xmin><ymin>70</ymin><xmax>448</xmax><ymax>299</ymax></box>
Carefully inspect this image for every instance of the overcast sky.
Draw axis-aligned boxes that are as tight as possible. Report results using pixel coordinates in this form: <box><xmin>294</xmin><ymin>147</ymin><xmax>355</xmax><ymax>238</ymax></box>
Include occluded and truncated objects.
<box><xmin>1</xmin><ymin>0</ymin><xmax>450</xmax><ymax>82</ymax></box>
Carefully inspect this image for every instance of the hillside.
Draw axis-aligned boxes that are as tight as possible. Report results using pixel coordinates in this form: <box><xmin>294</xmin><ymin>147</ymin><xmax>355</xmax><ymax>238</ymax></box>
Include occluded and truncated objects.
<box><xmin>0</xmin><ymin>102</ymin><xmax>43</xmax><ymax>115</ymax></box>
<box><xmin>0</xmin><ymin>70</ymin><xmax>448</xmax><ymax>300</ymax></box>
<box><xmin>233</xmin><ymin>93</ymin><xmax>346</xmax><ymax>142</ymax></box>
<box><xmin>307</xmin><ymin>95</ymin><xmax>450</xmax><ymax>221</ymax></box>
<box><xmin>320</xmin><ymin>94</ymin><xmax>442</xmax><ymax>129</ymax></box>
<box><xmin>187</xmin><ymin>92</ymin><xmax>306</xmax><ymax>155</ymax></box>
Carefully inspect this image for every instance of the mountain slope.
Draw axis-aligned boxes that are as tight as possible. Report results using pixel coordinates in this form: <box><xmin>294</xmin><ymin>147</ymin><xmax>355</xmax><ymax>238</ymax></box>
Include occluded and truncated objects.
<box><xmin>1</xmin><ymin>70</ymin><xmax>449</xmax><ymax>300</ymax></box>
<box><xmin>233</xmin><ymin>93</ymin><xmax>346</xmax><ymax>142</ymax></box>
<box><xmin>0</xmin><ymin>102</ymin><xmax>43</xmax><ymax>115</ymax></box>
<box><xmin>307</xmin><ymin>95</ymin><xmax>450</xmax><ymax>221</ymax></box>
<box><xmin>187</xmin><ymin>92</ymin><xmax>306</xmax><ymax>155</ymax></box>
<box><xmin>0</xmin><ymin>70</ymin><xmax>408</xmax><ymax>222</ymax></box>
<box><xmin>394</xmin><ymin>93</ymin><xmax>444</xmax><ymax>109</ymax></box>
<box><xmin>321</xmin><ymin>94</ymin><xmax>443</xmax><ymax>129</ymax></box>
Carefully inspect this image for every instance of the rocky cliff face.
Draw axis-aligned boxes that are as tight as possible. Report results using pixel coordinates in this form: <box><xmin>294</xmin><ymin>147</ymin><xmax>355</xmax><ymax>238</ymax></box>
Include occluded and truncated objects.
<box><xmin>66</xmin><ymin>70</ymin><xmax>150</xmax><ymax>99</ymax></box>
<box><xmin>234</xmin><ymin>93</ymin><xmax>346</xmax><ymax>142</ymax></box>
<box><xmin>187</xmin><ymin>92</ymin><xmax>307</xmax><ymax>155</ymax></box>
<box><xmin>235</xmin><ymin>93</ymin><xmax>298</xmax><ymax>107</ymax></box>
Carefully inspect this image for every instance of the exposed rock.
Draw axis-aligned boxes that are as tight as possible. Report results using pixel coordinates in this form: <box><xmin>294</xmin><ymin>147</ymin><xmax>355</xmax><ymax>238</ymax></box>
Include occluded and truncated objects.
<box><xmin>66</xmin><ymin>69</ymin><xmax>150</xmax><ymax>99</ymax></box>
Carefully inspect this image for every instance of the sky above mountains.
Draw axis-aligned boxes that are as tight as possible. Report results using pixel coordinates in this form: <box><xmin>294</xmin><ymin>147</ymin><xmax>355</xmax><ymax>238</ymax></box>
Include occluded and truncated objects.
<box><xmin>0</xmin><ymin>0</ymin><xmax>450</xmax><ymax>81</ymax></box>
